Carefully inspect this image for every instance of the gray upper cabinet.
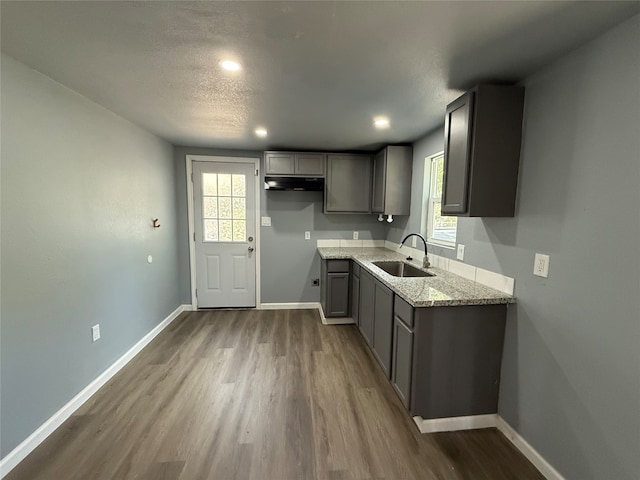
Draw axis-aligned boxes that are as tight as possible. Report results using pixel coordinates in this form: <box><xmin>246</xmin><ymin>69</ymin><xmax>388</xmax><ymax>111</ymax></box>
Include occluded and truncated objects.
<box><xmin>324</xmin><ymin>154</ymin><xmax>372</xmax><ymax>213</ymax></box>
<box><xmin>442</xmin><ymin>84</ymin><xmax>525</xmax><ymax>217</ymax></box>
<box><xmin>265</xmin><ymin>151</ymin><xmax>325</xmax><ymax>177</ymax></box>
<box><xmin>295</xmin><ymin>153</ymin><xmax>325</xmax><ymax>176</ymax></box>
<box><xmin>371</xmin><ymin>146</ymin><xmax>413</xmax><ymax>215</ymax></box>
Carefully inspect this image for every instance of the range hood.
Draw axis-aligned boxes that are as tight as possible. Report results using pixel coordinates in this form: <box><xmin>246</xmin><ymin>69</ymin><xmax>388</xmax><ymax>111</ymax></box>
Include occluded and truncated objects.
<box><xmin>264</xmin><ymin>176</ymin><xmax>324</xmax><ymax>191</ymax></box>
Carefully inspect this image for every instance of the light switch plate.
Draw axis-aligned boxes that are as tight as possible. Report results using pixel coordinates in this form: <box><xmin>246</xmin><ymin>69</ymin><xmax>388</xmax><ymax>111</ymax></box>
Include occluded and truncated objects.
<box><xmin>534</xmin><ymin>253</ymin><xmax>550</xmax><ymax>278</ymax></box>
<box><xmin>304</xmin><ymin>231</ymin><xmax>310</xmax><ymax>240</ymax></box>
<box><xmin>92</xmin><ymin>324</ymin><xmax>101</xmax><ymax>342</ymax></box>
<box><xmin>353</xmin><ymin>231</ymin><xmax>359</xmax><ymax>240</ymax></box>
<box><xmin>457</xmin><ymin>244</ymin><xmax>465</xmax><ymax>261</ymax></box>
<box><xmin>261</xmin><ymin>216</ymin><xmax>271</xmax><ymax>227</ymax></box>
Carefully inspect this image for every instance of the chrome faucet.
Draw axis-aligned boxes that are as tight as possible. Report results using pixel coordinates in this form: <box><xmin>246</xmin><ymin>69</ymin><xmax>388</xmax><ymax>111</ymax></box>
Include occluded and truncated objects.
<box><xmin>400</xmin><ymin>233</ymin><xmax>430</xmax><ymax>269</ymax></box>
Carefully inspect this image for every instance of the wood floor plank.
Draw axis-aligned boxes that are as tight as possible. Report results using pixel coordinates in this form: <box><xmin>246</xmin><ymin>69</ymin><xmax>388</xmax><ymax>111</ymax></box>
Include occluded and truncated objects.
<box><xmin>6</xmin><ymin>309</ymin><xmax>545</xmax><ymax>480</ymax></box>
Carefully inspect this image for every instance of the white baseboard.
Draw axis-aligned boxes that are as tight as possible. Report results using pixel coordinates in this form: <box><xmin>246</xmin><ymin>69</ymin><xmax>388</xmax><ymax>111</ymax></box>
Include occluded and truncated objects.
<box><xmin>0</xmin><ymin>304</ymin><xmax>190</xmax><ymax>479</ymax></box>
<box><xmin>259</xmin><ymin>302</ymin><xmax>321</xmax><ymax>310</ymax></box>
<box><xmin>412</xmin><ymin>414</ymin><xmax>564</xmax><ymax>480</ymax></box>
<box><xmin>413</xmin><ymin>414</ymin><xmax>499</xmax><ymax>433</ymax></box>
<box><xmin>496</xmin><ymin>416</ymin><xmax>565</xmax><ymax>480</ymax></box>
<box><xmin>316</xmin><ymin>304</ymin><xmax>355</xmax><ymax>325</ymax></box>
<box><xmin>321</xmin><ymin>316</ymin><xmax>355</xmax><ymax>325</ymax></box>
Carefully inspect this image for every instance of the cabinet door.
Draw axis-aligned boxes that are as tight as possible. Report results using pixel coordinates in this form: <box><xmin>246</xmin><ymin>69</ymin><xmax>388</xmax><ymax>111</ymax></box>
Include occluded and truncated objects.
<box><xmin>295</xmin><ymin>153</ymin><xmax>325</xmax><ymax>176</ymax></box>
<box><xmin>371</xmin><ymin>149</ymin><xmax>386</xmax><ymax>213</ymax></box>
<box><xmin>358</xmin><ymin>270</ymin><xmax>375</xmax><ymax>346</ymax></box>
<box><xmin>373</xmin><ymin>281</ymin><xmax>394</xmax><ymax>378</ymax></box>
<box><xmin>392</xmin><ymin>316</ymin><xmax>413</xmax><ymax>409</ymax></box>
<box><xmin>265</xmin><ymin>152</ymin><xmax>295</xmax><ymax>175</ymax></box>
<box><xmin>325</xmin><ymin>154</ymin><xmax>372</xmax><ymax>213</ymax></box>
<box><xmin>351</xmin><ymin>271</ymin><xmax>360</xmax><ymax>326</ymax></box>
<box><xmin>326</xmin><ymin>273</ymin><xmax>349</xmax><ymax>317</ymax></box>
<box><xmin>442</xmin><ymin>91</ymin><xmax>474</xmax><ymax>215</ymax></box>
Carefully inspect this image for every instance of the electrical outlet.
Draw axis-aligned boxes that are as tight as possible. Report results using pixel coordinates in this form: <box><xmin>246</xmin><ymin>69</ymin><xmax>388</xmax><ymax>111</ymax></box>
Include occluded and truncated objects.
<box><xmin>304</xmin><ymin>231</ymin><xmax>310</xmax><ymax>240</ymax></box>
<box><xmin>312</xmin><ymin>278</ymin><xmax>320</xmax><ymax>286</ymax></box>
<box><xmin>353</xmin><ymin>231</ymin><xmax>359</xmax><ymax>240</ymax></box>
<box><xmin>457</xmin><ymin>244</ymin><xmax>465</xmax><ymax>261</ymax></box>
<box><xmin>533</xmin><ymin>253</ymin><xmax>550</xmax><ymax>278</ymax></box>
<box><xmin>92</xmin><ymin>324</ymin><xmax>101</xmax><ymax>342</ymax></box>
<box><xmin>261</xmin><ymin>216</ymin><xmax>271</xmax><ymax>227</ymax></box>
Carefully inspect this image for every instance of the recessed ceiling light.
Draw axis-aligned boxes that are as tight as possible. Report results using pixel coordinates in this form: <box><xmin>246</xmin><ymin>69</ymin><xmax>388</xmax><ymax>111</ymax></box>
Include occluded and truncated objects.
<box><xmin>255</xmin><ymin>128</ymin><xmax>268</xmax><ymax>137</ymax></box>
<box><xmin>373</xmin><ymin>117</ymin><xmax>390</xmax><ymax>129</ymax></box>
<box><xmin>220</xmin><ymin>60</ymin><xmax>241</xmax><ymax>71</ymax></box>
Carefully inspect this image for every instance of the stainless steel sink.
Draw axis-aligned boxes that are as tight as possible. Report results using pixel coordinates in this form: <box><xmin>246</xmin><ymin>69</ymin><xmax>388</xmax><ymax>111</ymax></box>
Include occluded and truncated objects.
<box><xmin>372</xmin><ymin>261</ymin><xmax>434</xmax><ymax>278</ymax></box>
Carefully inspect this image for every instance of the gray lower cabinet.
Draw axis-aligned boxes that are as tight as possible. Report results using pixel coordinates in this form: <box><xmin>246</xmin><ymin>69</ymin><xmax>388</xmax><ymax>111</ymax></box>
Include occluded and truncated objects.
<box><xmin>372</xmin><ymin>281</ymin><xmax>394</xmax><ymax>378</ymax></box>
<box><xmin>324</xmin><ymin>154</ymin><xmax>372</xmax><ymax>213</ymax></box>
<box><xmin>351</xmin><ymin>262</ymin><xmax>360</xmax><ymax>326</ymax></box>
<box><xmin>409</xmin><ymin>304</ymin><xmax>507</xmax><ymax>419</ymax></box>
<box><xmin>391</xmin><ymin>315</ymin><xmax>413</xmax><ymax>409</ymax></box>
<box><xmin>358</xmin><ymin>269</ymin><xmax>375</xmax><ymax>345</ymax></box>
<box><xmin>357</xmin><ymin>269</ymin><xmax>394</xmax><ymax>379</ymax></box>
<box><xmin>320</xmin><ymin>260</ymin><xmax>350</xmax><ymax>318</ymax></box>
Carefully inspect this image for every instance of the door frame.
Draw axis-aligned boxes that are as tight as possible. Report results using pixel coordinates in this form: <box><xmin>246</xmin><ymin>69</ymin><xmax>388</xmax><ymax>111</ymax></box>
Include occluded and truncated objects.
<box><xmin>186</xmin><ymin>155</ymin><xmax>261</xmax><ymax>310</ymax></box>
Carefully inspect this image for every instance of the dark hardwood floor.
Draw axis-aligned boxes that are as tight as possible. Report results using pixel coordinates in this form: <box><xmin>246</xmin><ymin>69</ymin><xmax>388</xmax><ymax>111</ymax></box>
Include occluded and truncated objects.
<box><xmin>6</xmin><ymin>309</ymin><xmax>544</xmax><ymax>480</ymax></box>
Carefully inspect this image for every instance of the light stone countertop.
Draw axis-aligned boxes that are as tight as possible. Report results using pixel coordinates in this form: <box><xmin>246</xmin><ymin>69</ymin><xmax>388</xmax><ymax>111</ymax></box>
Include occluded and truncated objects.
<box><xmin>317</xmin><ymin>247</ymin><xmax>515</xmax><ymax>308</ymax></box>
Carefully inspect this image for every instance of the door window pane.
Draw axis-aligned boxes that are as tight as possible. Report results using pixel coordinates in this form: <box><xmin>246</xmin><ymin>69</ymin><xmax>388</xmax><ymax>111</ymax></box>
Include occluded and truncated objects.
<box><xmin>203</xmin><ymin>173</ymin><xmax>218</xmax><ymax>196</ymax></box>
<box><xmin>232</xmin><ymin>174</ymin><xmax>246</xmax><ymax>197</ymax></box>
<box><xmin>204</xmin><ymin>220</ymin><xmax>219</xmax><ymax>241</ymax></box>
<box><xmin>233</xmin><ymin>220</ymin><xmax>246</xmax><ymax>241</ymax></box>
<box><xmin>203</xmin><ymin>197</ymin><xmax>218</xmax><ymax>218</ymax></box>
<box><xmin>218</xmin><ymin>197</ymin><xmax>232</xmax><ymax>219</ymax></box>
<box><xmin>219</xmin><ymin>220</ymin><xmax>233</xmax><ymax>242</ymax></box>
<box><xmin>232</xmin><ymin>197</ymin><xmax>246</xmax><ymax>219</ymax></box>
<box><xmin>218</xmin><ymin>174</ymin><xmax>232</xmax><ymax>196</ymax></box>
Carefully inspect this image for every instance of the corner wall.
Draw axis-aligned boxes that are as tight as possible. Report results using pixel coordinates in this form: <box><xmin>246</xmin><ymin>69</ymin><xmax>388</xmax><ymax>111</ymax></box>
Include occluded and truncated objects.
<box><xmin>0</xmin><ymin>54</ymin><xmax>181</xmax><ymax>457</ymax></box>
<box><xmin>398</xmin><ymin>15</ymin><xmax>640</xmax><ymax>480</ymax></box>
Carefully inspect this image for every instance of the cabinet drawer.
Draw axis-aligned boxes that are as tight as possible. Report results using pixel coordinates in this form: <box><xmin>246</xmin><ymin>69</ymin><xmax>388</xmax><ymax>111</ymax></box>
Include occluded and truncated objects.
<box><xmin>352</xmin><ymin>262</ymin><xmax>361</xmax><ymax>277</ymax></box>
<box><xmin>327</xmin><ymin>260</ymin><xmax>350</xmax><ymax>273</ymax></box>
<box><xmin>394</xmin><ymin>295</ymin><xmax>414</xmax><ymax>328</ymax></box>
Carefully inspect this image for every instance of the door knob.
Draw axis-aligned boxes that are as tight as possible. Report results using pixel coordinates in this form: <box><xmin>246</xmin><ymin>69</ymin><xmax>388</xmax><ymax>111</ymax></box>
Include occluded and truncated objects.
<box><xmin>248</xmin><ymin>247</ymin><xmax>254</xmax><ymax>252</ymax></box>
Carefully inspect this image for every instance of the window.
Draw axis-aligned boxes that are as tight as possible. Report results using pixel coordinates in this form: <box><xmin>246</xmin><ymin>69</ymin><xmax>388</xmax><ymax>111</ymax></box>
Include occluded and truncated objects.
<box><xmin>202</xmin><ymin>173</ymin><xmax>246</xmax><ymax>242</ymax></box>
<box><xmin>426</xmin><ymin>153</ymin><xmax>457</xmax><ymax>246</ymax></box>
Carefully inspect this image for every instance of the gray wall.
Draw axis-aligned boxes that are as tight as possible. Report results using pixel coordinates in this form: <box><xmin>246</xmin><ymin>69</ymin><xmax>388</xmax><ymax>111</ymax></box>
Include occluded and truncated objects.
<box><xmin>0</xmin><ymin>55</ymin><xmax>181</xmax><ymax>457</ymax></box>
<box><xmin>398</xmin><ymin>16</ymin><xmax>640</xmax><ymax>480</ymax></box>
<box><xmin>173</xmin><ymin>147</ymin><xmax>389</xmax><ymax>304</ymax></box>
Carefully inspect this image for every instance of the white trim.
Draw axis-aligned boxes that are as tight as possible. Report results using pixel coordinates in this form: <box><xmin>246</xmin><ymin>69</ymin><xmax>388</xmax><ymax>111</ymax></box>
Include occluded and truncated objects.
<box><xmin>0</xmin><ymin>304</ymin><xmax>190</xmax><ymax>478</ymax></box>
<box><xmin>413</xmin><ymin>414</ymin><xmax>499</xmax><ymax>433</ymax></box>
<box><xmin>426</xmin><ymin>239</ymin><xmax>456</xmax><ymax>250</ymax></box>
<box><xmin>321</xmin><ymin>316</ymin><xmax>355</xmax><ymax>325</ymax></box>
<box><xmin>496</xmin><ymin>417</ymin><xmax>565</xmax><ymax>480</ymax></box>
<box><xmin>316</xmin><ymin>304</ymin><xmax>354</xmax><ymax>325</ymax></box>
<box><xmin>259</xmin><ymin>302</ymin><xmax>321</xmax><ymax>310</ymax></box>
<box><xmin>412</xmin><ymin>414</ymin><xmax>565</xmax><ymax>480</ymax></box>
<box><xmin>185</xmin><ymin>155</ymin><xmax>262</xmax><ymax>310</ymax></box>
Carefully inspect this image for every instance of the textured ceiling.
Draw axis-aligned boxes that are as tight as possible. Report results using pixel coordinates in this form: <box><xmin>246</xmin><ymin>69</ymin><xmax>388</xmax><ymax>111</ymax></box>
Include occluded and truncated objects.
<box><xmin>1</xmin><ymin>1</ymin><xmax>638</xmax><ymax>151</ymax></box>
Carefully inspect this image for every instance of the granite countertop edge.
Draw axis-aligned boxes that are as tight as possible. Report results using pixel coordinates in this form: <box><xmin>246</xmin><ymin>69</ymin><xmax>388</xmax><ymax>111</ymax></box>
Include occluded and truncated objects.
<box><xmin>318</xmin><ymin>246</ymin><xmax>515</xmax><ymax>308</ymax></box>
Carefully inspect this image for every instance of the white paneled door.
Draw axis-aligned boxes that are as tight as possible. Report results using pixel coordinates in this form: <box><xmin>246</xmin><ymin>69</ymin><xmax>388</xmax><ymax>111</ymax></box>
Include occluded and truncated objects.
<box><xmin>193</xmin><ymin>161</ymin><xmax>256</xmax><ymax>308</ymax></box>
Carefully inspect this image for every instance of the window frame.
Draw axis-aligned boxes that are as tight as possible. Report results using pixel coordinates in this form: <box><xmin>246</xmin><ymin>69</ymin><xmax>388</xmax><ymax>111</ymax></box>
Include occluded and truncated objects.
<box><xmin>426</xmin><ymin>152</ymin><xmax>457</xmax><ymax>248</ymax></box>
